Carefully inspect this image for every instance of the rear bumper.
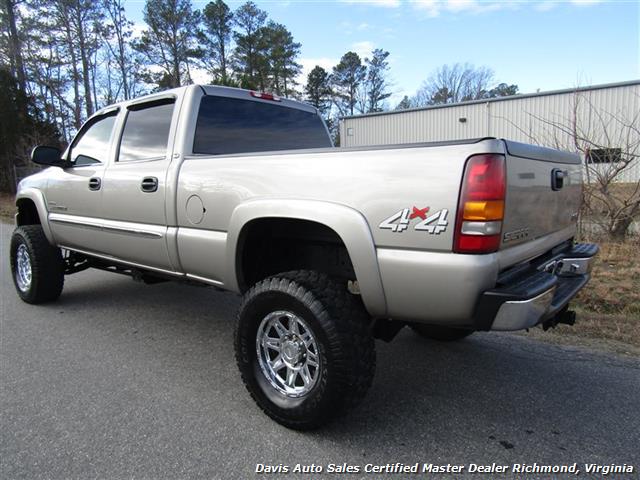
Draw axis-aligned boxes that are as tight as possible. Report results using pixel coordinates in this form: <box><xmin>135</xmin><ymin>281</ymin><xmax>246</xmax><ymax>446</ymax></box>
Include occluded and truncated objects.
<box><xmin>473</xmin><ymin>242</ymin><xmax>598</xmax><ymax>331</ymax></box>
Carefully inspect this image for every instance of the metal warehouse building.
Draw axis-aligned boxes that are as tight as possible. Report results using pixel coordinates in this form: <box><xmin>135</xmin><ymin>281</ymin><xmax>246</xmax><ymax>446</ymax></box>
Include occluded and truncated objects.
<box><xmin>340</xmin><ymin>80</ymin><xmax>640</xmax><ymax>182</ymax></box>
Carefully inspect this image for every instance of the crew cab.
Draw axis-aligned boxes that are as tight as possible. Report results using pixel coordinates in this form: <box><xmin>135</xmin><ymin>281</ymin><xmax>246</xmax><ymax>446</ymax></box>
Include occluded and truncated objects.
<box><xmin>11</xmin><ymin>85</ymin><xmax>598</xmax><ymax>429</ymax></box>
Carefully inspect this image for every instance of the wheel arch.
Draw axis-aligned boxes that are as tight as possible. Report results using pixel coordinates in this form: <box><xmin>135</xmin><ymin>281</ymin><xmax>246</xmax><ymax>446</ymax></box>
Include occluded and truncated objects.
<box><xmin>226</xmin><ymin>199</ymin><xmax>387</xmax><ymax>317</ymax></box>
<box><xmin>15</xmin><ymin>189</ymin><xmax>55</xmax><ymax>244</ymax></box>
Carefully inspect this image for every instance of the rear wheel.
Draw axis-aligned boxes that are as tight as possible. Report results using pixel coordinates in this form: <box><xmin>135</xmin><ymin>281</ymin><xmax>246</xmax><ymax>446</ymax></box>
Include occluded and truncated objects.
<box><xmin>10</xmin><ymin>225</ymin><xmax>64</xmax><ymax>304</ymax></box>
<box><xmin>410</xmin><ymin>324</ymin><xmax>474</xmax><ymax>341</ymax></box>
<box><xmin>235</xmin><ymin>270</ymin><xmax>375</xmax><ymax>430</ymax></box>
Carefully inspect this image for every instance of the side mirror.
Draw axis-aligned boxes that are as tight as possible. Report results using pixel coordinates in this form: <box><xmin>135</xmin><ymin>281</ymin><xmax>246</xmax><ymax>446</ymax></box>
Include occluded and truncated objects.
<box><xmin>31</xmin><ymin>145</ymin><xmax>67</xmax><ymax>167</ymax></box>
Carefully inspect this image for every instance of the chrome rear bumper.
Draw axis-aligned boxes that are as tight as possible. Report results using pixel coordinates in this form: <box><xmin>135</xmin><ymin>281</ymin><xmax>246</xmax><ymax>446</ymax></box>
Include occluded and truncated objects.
<box><xmin>473</xmin><ymin>242</ymin><xmax>598</xmax><ymax>332</ymax></box>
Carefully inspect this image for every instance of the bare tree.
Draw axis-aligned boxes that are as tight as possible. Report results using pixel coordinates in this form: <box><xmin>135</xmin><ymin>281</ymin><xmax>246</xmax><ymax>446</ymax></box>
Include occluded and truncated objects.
<box><xmin>506</xmin><ymin>91</ymin><xmax>640</xmax><ymax>240</ymax></box>
<box><xmin>414</xmin><ymin>63</ymin><xmax>495</xmax><ymax>106</ymax></box>
<box><xmin>104</xmin><ymin>0</ymin><xmax>137</xmax><ymax>100</ymax></box>
<box><xmin>1</xmin><ymin>0</ymin><xmax>27</xmax><ymax>91</ymax></box>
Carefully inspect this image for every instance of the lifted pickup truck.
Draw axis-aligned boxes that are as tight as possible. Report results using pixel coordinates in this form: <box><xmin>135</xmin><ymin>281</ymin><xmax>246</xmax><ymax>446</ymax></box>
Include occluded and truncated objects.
<box><xmin>11</xmin><ymin>85</ymin><xmax>597</xmax><ymax>429</ymax></box>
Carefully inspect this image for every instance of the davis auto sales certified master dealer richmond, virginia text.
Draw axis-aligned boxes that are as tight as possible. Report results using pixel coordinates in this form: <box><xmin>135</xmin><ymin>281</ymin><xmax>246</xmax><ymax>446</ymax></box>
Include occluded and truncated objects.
<box><xmin>255</xmin><ymin>462</ymin><xmax>635</xmax><ymax>475</ymax></box>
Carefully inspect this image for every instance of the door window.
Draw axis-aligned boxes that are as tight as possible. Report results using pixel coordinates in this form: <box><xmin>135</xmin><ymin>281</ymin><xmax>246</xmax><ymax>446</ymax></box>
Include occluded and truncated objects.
<box><xmin>70</xmin><ymin>112</ymin><xmax>118</xmax><ymax>166</ymax></box>
<box><xmin>118</xmin><ymin>100</ymin><xmax>175</xmax><ymax>162</ymax></box>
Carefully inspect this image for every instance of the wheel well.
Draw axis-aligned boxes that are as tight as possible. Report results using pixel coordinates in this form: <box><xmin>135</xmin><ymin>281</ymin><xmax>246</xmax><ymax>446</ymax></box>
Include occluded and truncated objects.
<box><xmin>16</xmin><ymin>199</ymin><xmax>41</xmax><ymax>225</ymax></box>
<box><xmin>237</xmin><ymin>218</ymin><xmax>356</xmax><ymax>292</ymax></box>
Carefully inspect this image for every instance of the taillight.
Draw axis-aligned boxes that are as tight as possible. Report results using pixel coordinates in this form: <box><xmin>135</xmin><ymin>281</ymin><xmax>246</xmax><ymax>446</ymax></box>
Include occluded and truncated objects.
<box><xmin>453</xmin><ymin>154</ymin><xmax>506</xmax><ymax>254</ymax></box>
<box><xmin>250</xmin><ymin>91</ymin><xmax>281</xmax><ymax>101</ymax></box>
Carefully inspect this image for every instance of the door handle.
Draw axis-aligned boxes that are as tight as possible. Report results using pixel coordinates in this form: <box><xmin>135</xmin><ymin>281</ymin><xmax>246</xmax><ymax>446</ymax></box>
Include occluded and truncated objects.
<box><xmin>551</xmin><ymin>168</ymin><xmax>565</xmax><ymax>191</ymax></box>
<box><xmin>88</xmin><ymin>177</ymin><xmax>101</xmax><ymax>191</ymax></box>
<box><xmin>141</xmin><ymin>176</ymin><xmax>158</xmax><ymax>193</ymax></box>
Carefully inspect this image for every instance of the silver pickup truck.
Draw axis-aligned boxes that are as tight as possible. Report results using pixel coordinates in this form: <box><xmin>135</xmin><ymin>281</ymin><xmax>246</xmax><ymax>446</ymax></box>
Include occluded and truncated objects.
<box><xmin>11</xmin><ymin>85</ymin><xmax>598</xmax><ymax>429</ymax></box>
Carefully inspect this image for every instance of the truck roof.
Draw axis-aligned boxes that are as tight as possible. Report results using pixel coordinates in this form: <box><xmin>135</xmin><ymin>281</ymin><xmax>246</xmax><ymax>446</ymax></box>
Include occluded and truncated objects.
<box><xmin>95</xmin><ymin>84</ymin><xmax>318</xmax><ymax>117</ymax></box>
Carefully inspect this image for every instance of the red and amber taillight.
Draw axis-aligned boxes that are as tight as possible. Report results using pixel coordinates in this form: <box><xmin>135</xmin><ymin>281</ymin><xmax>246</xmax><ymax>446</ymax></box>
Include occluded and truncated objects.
<box><xmin>453</xmin><ymin>154</ymin><xmax>506</xmax><ymax>254</ymax></box>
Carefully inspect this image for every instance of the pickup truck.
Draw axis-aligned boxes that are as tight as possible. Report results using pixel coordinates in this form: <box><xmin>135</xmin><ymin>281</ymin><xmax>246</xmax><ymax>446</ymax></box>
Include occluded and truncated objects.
<box><xmin>11</xmin><ymin>84</ymin><xmax>598</xmax><ymax>430</ymax></box>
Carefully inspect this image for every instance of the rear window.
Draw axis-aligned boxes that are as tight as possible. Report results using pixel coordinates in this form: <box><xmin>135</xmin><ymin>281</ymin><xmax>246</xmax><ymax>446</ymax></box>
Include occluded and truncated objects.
<box><xmin>119</xmin><ymin>100</ymin><xmax>175</xmax><ymax>162</ymax></box>
<box><xmin>193</xmin><ymin>96</ymin><xmax>331</xmax><ymax>155</ymax></box>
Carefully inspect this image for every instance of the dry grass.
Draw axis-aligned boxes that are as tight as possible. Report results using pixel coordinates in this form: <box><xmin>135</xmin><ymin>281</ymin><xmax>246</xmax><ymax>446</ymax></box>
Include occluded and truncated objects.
<box><xmin>520</xmin><ymin>239</ymin><xmax>640</xmax><ymax>354</ymax></box>
<box><xmin>0</xmin><ymin>193</ymin><xmax>16</xmax><ymax>220</ymax></box>
<box><xmin>575</xmin><ymin>240</ymin><xmax>640</xmax><ymax>316</ymax></box>
<box><xmin>520</xmin><ymin>312</ymin><xmax>640</xmax><ymax>357</ymax></box>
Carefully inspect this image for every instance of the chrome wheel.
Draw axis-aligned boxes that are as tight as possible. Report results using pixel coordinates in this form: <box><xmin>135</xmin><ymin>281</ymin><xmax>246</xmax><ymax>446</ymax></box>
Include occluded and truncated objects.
<box><xmin>15</xmin><ymin>244</ymin><xmax>32</xmax><ymax>293</ymax></box>
<box><xmin>256</xmin><ymin>311</ymin><xmax>321</xmax><ymax>398</ymax></box>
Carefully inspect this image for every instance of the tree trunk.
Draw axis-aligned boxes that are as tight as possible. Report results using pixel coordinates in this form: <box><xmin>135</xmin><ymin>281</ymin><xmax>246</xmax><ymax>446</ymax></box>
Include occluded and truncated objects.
<box><xmin>76</xmin><ymin>8</ymin><xmax>94</xmax><ymax>118</ymax></box>
<box><xmin>4</xmin><ymin>0</ymin><xmax>26</xmax><ymax>91</ymax></box>
<box><xmin>220</xmin><ymin>43</ymin><xmax>227</xmax><ymax>84</ymax></box>
<box><xmin>610</xmin><ymin>217</ymin><xmax>633</xmax><ymax>241</ymax></box>
<box><xmin>63</xmin><ymin>17</ymin><xmax>82</xmax><ymax>129</ymax></box>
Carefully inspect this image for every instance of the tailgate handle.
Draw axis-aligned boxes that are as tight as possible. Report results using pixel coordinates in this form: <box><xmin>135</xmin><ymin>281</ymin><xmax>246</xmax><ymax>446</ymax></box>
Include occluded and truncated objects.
<box><xmin>551</xmin><ymin>169</ymin><xmax>565</xmax><ymax>191</ymax></box>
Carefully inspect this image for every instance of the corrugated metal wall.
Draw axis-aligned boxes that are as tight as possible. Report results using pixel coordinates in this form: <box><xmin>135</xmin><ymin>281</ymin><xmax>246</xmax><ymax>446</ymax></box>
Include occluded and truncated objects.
<box><xmin>341</xmin><ymin>81</ymin><xmax>640</xmax><ymax>182</ymax></box>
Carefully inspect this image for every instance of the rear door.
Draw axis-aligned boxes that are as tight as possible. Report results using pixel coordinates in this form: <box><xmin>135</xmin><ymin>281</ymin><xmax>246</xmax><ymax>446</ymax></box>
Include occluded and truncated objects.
<box><xmin>501</xmin><ymin>141</ymin><xmax>582</xmax><ymax>248</ymax></box>
<box><xmin>99</xmin><ymin>97</ymin><xmax>179</xmax><ymax>271</ymax></box>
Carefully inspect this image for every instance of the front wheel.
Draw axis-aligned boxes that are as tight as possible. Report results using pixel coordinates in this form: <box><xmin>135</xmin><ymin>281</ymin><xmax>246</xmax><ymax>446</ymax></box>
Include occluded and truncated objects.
<box><xmin>235</xmin><ymin>271</ymin><xmax>375</xmax><ymax>430</ymax></box>
<box><xmin>10</xmin><ymin>225</ymin><xmax>64</xmax><ymax>304</ymax></box>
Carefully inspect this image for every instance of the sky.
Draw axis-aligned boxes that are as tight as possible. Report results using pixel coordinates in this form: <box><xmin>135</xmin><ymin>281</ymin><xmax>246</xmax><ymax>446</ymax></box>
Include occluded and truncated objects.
<box><xmin>123</xmin><ymin>0</ymin><xmax>640</xmax><ymax>106</ymax></box>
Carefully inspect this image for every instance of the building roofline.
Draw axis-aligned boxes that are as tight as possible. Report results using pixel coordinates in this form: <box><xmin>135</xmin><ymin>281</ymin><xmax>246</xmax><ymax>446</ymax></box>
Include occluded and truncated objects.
<box><xmin>341</xmin><ymin>79</ymin><xmax>640</xmax><ymax>121</ymax></box>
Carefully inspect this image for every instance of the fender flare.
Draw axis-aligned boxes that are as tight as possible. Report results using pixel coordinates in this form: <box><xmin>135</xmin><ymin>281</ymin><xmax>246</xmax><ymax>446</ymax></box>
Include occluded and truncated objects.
<box><xmin>226</xmin><ymin>199</ymin><xmax>387</xmax><ymax>317</ymax></box>
<box><xmin>15</xmin><ymin>188</ymin><xmax>55</xmax><ymax>244</ymax></box>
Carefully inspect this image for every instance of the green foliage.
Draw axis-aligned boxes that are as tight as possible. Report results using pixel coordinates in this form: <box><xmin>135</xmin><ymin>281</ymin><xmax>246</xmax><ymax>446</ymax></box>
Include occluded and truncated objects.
<box><xmin>201</xmin><ymin>0</ymin><xmax>233</xmax><ymax>84</ymax></box>
<box><xmin>364</xmin><ymin>48</ymin><xmax>391</xmax><ymax>113</ymax></box>
<box><xmin>305</xmin><ymin>66</ymin><xmax>331</xmax><ymax>116</ymax></box>
<box><xmin>394</xmin><ymin>95</ymin><xmax>412</xmax><ymax>110</ymax></box>
<box><xmin>487</xmin><ymin>82</ymin><xmax>519</xmax><ymax>98</ymax></box>
<box><xmin>0</xmin><ymin>69</ymin><xmax>59</xmax><ymax>193</ymax></box>
<box><xmin>331</xmin><ymin>51</ymin><xmax>366</xmax><ymax>116</ymax></box>
<box><xmin>259</xmin><ymin>21</ymin><xmax>301</xmax><ymax>96</ymax></box>
<box><xmin>134</xmin><ymin>0</ymin><xmax>202</xmax><ymax>89</ymax></box>
<box><xmin>232</xmin><ymin>1</ymin><xmax>267</xmax><ymax>89</ymax></box>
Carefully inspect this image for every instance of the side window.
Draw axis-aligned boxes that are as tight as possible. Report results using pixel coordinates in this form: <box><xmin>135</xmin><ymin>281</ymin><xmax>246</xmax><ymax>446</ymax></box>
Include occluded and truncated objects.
<box><xmin>118</xmin><ymin>100</ymin><xmax>175</xmax><ymax>162</ymax></box>
<box><xmin>70</xmin><ymin>112</ymin><xmax>117</xmax><ymax>166</ymax></box>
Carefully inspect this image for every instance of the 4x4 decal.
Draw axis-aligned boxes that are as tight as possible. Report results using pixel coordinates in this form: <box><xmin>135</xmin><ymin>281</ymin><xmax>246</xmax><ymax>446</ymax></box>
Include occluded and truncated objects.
<box><xmin>379</xmin><ymin>207</ymin><xmax>449</xmax><ymax>234</ymax></box>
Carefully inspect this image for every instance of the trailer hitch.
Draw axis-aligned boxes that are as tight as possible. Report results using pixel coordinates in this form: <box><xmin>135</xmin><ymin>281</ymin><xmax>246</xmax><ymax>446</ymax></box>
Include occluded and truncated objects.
<box><xmin>543</xmin><ymin>307</ymin><xmax>576</xmax><ymax>331</ymax></box>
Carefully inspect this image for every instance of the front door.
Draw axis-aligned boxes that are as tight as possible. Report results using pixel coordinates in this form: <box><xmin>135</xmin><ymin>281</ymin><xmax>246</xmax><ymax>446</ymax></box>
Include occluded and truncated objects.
<box><xmin>99</xmin><ymin>98</ymin><xmax>177</xmax><ymax>271</ymax></box>
<box><xmin>46</xmin><ymin>111</ymin><xmax>118</xmax><ymax>252</ymax></box>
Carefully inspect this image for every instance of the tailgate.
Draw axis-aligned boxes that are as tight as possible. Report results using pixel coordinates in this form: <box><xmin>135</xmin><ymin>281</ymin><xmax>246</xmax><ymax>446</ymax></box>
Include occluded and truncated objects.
<box><xmin>501</xmin><ymin>140</ymin><xmax>582</xmax><ymax>249</ymax></box>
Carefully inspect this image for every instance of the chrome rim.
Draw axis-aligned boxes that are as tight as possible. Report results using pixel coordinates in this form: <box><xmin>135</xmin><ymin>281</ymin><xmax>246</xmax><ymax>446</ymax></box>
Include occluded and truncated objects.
<box><xmin>15</xmin><ymin>244</ymin><xmax>32</xmax><ymax>293</ymax></box>
<box><xmin>256</xmin><ymin>311</ymin><xmax>321</xmax><ymax>398</ymax></box>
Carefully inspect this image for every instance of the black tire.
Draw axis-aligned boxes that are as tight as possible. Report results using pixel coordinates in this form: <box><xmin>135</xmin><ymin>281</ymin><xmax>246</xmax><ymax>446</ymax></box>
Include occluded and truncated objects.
<box><xmin>410</xmin><ymin>324</ymin><xmax>474</xmax><ymax>341</ymax></box>
<box><xmin>10</xmin><ymin>225</ymin><xmax>64</xmax><ymax>304</ymax></box>
<box><xmin>235</xmin><ymin>270</ymin><xmax>375</xmax><ymax>430</ymax></box>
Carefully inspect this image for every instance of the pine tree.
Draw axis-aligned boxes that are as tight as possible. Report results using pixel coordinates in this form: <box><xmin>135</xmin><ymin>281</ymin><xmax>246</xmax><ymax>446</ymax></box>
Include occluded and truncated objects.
<box><xmin>232</xmin><ymin>1</ymin><xmax>267</xmax><ymax>89</ymax></box>
<box><xmin>261</xmin><ymin>22</ymin><xmax>300</xmax><ymax>96</ymax></box>
<box><xmin>394</xmin><ymin>95</ymin><xmax>412</xmax><ymax>110</ymax></box>
<box><xmin>365</xmin><ymin>48</ymin><xmax>391</xmax><ymax>113</ymax></box>
<box><xmin>134</xmin><ymin>0</ymin><xmax>202</xmax><ymax>89</ymax></box>
<box><xmin>305</xmin><ymin>66</ymin><xmax>331</xmax><ymax>116</ymax></box>
<box><xmin>104</xmin><ymin>0</ymin><xmax>138</xmax><ymax>100</ymax></box>
<box><xmin>331</xmin><ymin>51</ymin><xmax>366</xmax><ymax>116</ymax></box>
<box><xmin>201</xmin><ymin>0</ymin><xmax>234</xmax><ymax>85</ymax></box>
